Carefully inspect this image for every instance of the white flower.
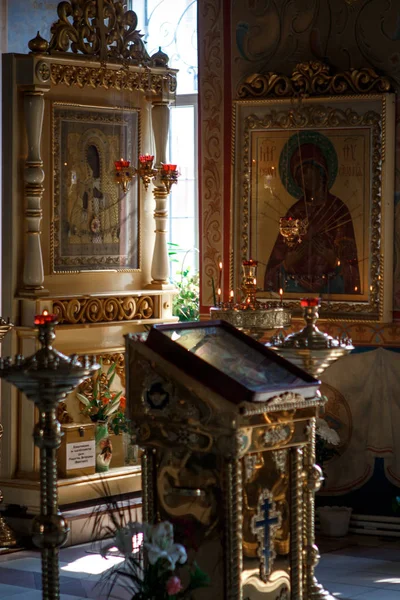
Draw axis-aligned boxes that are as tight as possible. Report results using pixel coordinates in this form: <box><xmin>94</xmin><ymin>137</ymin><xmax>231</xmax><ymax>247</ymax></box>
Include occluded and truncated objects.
<box><xmin>100</xmin><ymin>522</ymin><xmax>149</xmax><ymax>558</ymax></box>
<box><xmin>144</xmin><ymin>521</ymin><xmax>187</xmax><ymax>570</ymax></box>
<box><xmin>316</xmin><ymin>418</ymin><xmax>340</xmax><ymax>446</ymax></box>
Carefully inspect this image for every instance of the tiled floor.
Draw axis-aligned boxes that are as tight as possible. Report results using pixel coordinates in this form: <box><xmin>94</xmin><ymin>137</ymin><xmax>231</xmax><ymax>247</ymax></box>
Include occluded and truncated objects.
<box><xmin>0</xmin><ymin>534</ymin><xmax>400</xmax><ymax>598</ymax></box>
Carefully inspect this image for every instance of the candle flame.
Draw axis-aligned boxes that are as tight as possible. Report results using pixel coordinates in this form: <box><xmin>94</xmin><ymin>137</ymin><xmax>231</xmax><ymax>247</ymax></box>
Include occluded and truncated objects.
<box><xmin>354</xmin><ymin>286</ymin><xmax>358</xmax><ymax>292</ymax></box>
<box><xmin>230</xmin><ymin>290</ymin><xmax>234</xmax><ymax>298</ymax></box>
<box><xmin>43</xmin><ymin>309</ymin><xmax>48</xmax><ymax>316</ymax></box>
<box><xmin>217</xmin><ymin>288</ymin><xmax>221</xmax><ymax>295</ymax></box>
<box><xmin>219</xmin><ymin>262</ymin><xmax>223</xmax><ymax>270</ymax></box>
<box><xmin>279</xmin><ymin>288</ymin><xmax>283</xmax><ymax>296</ymax></box>
<box><xmin>337</xmin><ymin>260</ymin><xmax>341</xmax><ymax>266</ymax></box>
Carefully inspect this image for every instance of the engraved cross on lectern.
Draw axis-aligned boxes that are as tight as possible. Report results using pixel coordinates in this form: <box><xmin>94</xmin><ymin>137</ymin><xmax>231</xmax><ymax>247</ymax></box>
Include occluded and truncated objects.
<box><xmin>251</xmin><ymin>490</ymin><xmax>281</xmax><ymax>582</ymax></box>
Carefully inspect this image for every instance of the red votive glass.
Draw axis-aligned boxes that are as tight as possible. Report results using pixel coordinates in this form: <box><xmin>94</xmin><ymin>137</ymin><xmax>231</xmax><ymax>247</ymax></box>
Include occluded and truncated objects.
<box><xmin>139</xmin><ymin>154</ymin><xmax>154</xmax><ymax>164</ymax></box>
<box><xmin>242</xmin><ymin>259</ymin><xmax>258</xmax><ymax>266</ymax></box>
<box><xmin>162</xmin><ymin>164</ymin><xmax>177</xmax><ymax>172</ymax></box>
<box><xmin>34</xmin><ymin>310</ymin><xmax>58</xmax><ymax>325</ymax></box>
<box><xmin>114</xmin><ymin>159</ymin><xmax>130</xmax><ymax>170</ymax></box>
<box><xmin>300</xmin><ymin>298</ymin><xmax>320</xmax><ymax>308</ymax></box>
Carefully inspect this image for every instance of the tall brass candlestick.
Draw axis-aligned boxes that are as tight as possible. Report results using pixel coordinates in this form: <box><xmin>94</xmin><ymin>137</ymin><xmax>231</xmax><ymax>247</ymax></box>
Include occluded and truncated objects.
<box><xmin>0</xmin><ymin>313</ymin><xmax>99</xmax><ymax>600</ymax></box>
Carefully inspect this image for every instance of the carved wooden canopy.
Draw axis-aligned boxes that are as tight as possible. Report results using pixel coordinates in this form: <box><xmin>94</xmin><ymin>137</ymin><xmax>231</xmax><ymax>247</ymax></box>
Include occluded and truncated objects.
<box><xmin>237</xmin><ymin>61</ymin><xmax>392</xmax><ymax>99</ymax></box>
<box><xmin>28</xmin><ymin>0</ymin><xmax>168</xmax><ymax>67</ymax></box>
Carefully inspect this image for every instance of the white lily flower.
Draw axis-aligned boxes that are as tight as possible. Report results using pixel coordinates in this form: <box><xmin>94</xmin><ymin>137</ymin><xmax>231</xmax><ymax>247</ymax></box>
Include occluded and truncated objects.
<box><xmin>316</xmin><ymin>418</ymin><xmax>340</xmax><ymax>445</ymax></box>
<box><xmin>144</xmin><ymin>521</ymin><xmax>187</xmax><ymax>570</ymax></box>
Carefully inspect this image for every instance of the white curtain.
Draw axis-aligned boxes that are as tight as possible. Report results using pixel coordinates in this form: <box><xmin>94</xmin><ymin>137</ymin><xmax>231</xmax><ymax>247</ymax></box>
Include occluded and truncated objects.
<box><xmin>320</xmin><ymin>348</ymin><xmax>400</xmax><ymax>494</ymax></box>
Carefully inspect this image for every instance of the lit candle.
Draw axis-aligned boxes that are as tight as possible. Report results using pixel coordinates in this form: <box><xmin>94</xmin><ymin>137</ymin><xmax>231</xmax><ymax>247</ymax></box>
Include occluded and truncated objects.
<box><xmin>218</xmin><ymin>261</ymin><xmax>223</xmax><ymax>291</ymax></box>
<box><xmin>217</xmin><ymin>287</ymin><xmax>222</xmax><ymax>305</ymax></box>
<box><xmin>229</xmin><ymin>289</ymin><xmax>234</xmax><ymax>304</ymax></box>
<box><xmin>114</xmin><ymin>158</ymin><xmax>130</xmax><ymax>171</ymax></box>
<box><xmin>279</xmin><ymin>287</ymin><xmax>283</xmax><ymax>306</ymax></box>
<box><xmin>139</xmin><ymin>154</ymin><xmax>154</xmax><ymax>165</ymax></box>
<box><xmin>253</xmin><ymin>278</ymin><xmax>257</xmax><ymax>286</ymax></box>
<box><xmin>34</xmin><ymin>309</ymin><xmax>58</xmax><ymax>325</ymax></box>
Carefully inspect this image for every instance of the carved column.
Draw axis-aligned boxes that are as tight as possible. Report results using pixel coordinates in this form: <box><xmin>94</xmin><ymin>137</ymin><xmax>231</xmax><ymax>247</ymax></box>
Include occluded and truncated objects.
<box><xmin>303</xmin><ymin>418</ymin><xmax>335</xmax><ymax>600</ymax></box>
<box><xmin>20</xmin><ymin>90</ymin><xmax>47</xmax><ymax>296</ymax></box>
<box><xmin>290</xmin><ymin>447</ymin><xmax>303</xmax><ymax>600</ymax></box>
<box><xmin>148</xmin><ymin>102</ymin><xmax>174</xmax><ymax>288</ymax></box>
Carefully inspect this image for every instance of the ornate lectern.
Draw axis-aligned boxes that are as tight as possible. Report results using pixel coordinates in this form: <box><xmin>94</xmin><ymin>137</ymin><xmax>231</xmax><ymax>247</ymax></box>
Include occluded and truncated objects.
<box><xmin>126</xmin><ymin>321</ymin><xmax>325</xmax><ymax>600</ymax></box>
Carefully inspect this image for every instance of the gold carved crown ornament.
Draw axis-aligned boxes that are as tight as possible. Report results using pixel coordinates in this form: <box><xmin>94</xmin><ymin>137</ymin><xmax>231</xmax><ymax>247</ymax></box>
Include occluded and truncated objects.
<box><xmin>237</xmin><ymin>61</ymin><xmax>392</xmax><ymax>99</ymax></box>
<box><xmin>28</xmin><ymin>0</ymin><xmax>169</xmax><ymax>67</ymax></box>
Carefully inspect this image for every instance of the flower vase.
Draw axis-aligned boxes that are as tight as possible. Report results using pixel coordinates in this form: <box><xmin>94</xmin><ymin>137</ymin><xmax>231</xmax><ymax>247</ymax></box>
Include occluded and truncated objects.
<box><xmin>94</xmin><ymin>420</ymin><xmax>113</xmax><ymax>472</ymax></box>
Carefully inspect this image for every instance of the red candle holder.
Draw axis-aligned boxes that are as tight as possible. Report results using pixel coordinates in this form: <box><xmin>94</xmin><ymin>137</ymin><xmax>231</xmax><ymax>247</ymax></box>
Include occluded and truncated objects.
<box><xmin>114</xmin><ymin>158</ymin><xmax>131</xmax><ymax>171</ymax></box>
<box><xmin>160</xmin><ymin>163</ymin><xmax>179</xmax><ymax>193</ymax></box>
<box><xmin>300</xmin><ymin>298</ymin><xmax>320</xmax><ymax>308</ymax></box>
<box><xmin>139</xmin><ymin>154</ymin><xmax>154</xmax><ymax>166</ymax></box>
<box><xmin>137</xmin><ymin>155</ymin><xmax>157</xmax><ymax>191</ymax></box>
<box><xmin>34</xmin><ymin>310</ymin><xmax>58</xmax><ymax>325</ymax></box>
<box><xmin>242</xmin><ymin>259</ymin><xmax>258</xmax><ymax>267</ymax></box>
<box><xmin>114</xmin><ymin>158</ymin><xmax>136</xmax><ymax>193</ymax></box>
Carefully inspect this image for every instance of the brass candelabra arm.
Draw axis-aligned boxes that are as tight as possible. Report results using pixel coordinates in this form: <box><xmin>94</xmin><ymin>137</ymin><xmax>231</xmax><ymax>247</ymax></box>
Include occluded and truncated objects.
<box><xmin>0</xmin><ymin>313</ymin><xmax>99</xmax><ymax>600</ymax></box>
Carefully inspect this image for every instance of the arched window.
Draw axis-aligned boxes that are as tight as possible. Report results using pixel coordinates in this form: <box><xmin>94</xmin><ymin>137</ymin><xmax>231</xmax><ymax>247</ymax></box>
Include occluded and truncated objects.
<box><xmin>130</xmin><ymin>0</ymin><xmax>199</xmax><ymax>278</ymax></box>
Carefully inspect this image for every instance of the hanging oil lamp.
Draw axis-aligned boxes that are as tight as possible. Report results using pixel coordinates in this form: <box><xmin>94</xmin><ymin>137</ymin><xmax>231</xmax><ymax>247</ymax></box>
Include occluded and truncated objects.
<box><xmin>279</xmin><ymin>216</ymin><xmax>308</xmax><ymax>247</ymax></box>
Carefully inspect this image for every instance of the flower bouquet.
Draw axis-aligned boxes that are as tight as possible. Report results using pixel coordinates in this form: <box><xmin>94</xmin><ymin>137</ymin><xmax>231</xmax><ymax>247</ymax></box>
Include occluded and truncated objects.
<box><xmin>77</xmin><ymin>358</ymin><xmax>129</xmax><ymax>471</ymax></box>
<box><xmin>77</xmin><ymin>359</ymin><xmax>124</xmax><ymax>423</ymax></box>
<box><xmin>99</xmin><ymin>521</ymin><xmax>209</xmax><ymax>600</ymax></box>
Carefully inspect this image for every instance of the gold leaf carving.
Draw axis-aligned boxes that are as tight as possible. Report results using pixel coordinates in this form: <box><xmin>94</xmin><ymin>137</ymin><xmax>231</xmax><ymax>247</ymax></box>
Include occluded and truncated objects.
<box><xmin>31</xmin><ymin>0</ymin><xmax>164</xmax><ymax>67</ymax></box>
<box><xmin>52</xmin><ymin>295</ymin><xmax>154</xmax><ymax>324</ymax></box>
<box><xmin>77</xmin><ymin>352</ymin><xmax>125</xmax><ymax>400</ymax></box>
<box><xmin>49</xmin><ymin>63</ymin><xmax>176</xmax><ymax>94</ymax></box>
<box><xmin>237</xmin><ymin>61</ymin><xmax>392</xmax><ymax>99</ymax></box>
<box><xmin>101</xmin><ymin>353</ymin><xmax>125</xmax><ymax>388</ymax></box>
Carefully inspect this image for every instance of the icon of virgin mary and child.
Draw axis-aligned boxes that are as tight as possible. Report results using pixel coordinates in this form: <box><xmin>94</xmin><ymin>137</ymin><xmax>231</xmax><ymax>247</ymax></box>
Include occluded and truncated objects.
<box><xmin>264</xmin><ymin>131</ymin><xmax>361</xmax><ymax>295</ymax></box>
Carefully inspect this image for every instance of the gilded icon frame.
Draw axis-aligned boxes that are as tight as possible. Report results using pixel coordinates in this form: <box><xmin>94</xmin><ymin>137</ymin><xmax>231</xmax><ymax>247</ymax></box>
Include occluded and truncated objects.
<box><xmin>52</xmin><ymin>102</ymin><xmax>140</xmax><ymax>273</ymax></box>
<box><xmin>232</xmin><ymin>94</ymin><xmax>395</xmax><ymax>321</ymax></box>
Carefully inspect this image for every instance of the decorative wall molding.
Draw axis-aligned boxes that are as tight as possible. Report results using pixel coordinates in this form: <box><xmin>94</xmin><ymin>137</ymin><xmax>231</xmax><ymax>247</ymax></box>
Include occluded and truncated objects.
<box><xmin>52</xmin><ymin>295</ymin><xmax>155</xmax><ymax>324</ymax></box>
<box><xmin>237</xmin><ymin>61</ymin><xmax>392</xmax><ymax>99</ymax></box>
<box><xmin>49</xmin><ymin>62</ymin><xmax>177</xmax><ymax>94</ymax></box>
<box><xmin>199</xmin><ymin>0</ymin><xmax>225</xmax><ymax>308</ymax></box>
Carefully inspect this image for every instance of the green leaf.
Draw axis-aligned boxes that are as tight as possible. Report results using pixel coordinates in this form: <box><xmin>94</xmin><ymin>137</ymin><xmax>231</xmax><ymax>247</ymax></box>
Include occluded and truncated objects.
<box><xmin>108</xmin><ymin>370</ymin><xmax>117</xmax><ymax>388</ymax></box>
<box><xmin>106</xmin><ymin>362</ymin><xmax>116</xmax><ymax>377</ymax></box>
<box><xmin>76</xmin><ymin>393</ymin><xmax>91</xmax><ymax>406</ymax></box>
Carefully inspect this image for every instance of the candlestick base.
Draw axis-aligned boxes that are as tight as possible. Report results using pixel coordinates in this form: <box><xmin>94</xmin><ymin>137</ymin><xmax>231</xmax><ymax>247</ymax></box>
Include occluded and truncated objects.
<box><xmin>0</xmin><ymin>515</ymin><xmax>17</xmax><ymax>548</ymax></box>
<box><xmin>210</xmin><ymin>306</ymin><xmax>291</xmax><ymax>340</ymax></box>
